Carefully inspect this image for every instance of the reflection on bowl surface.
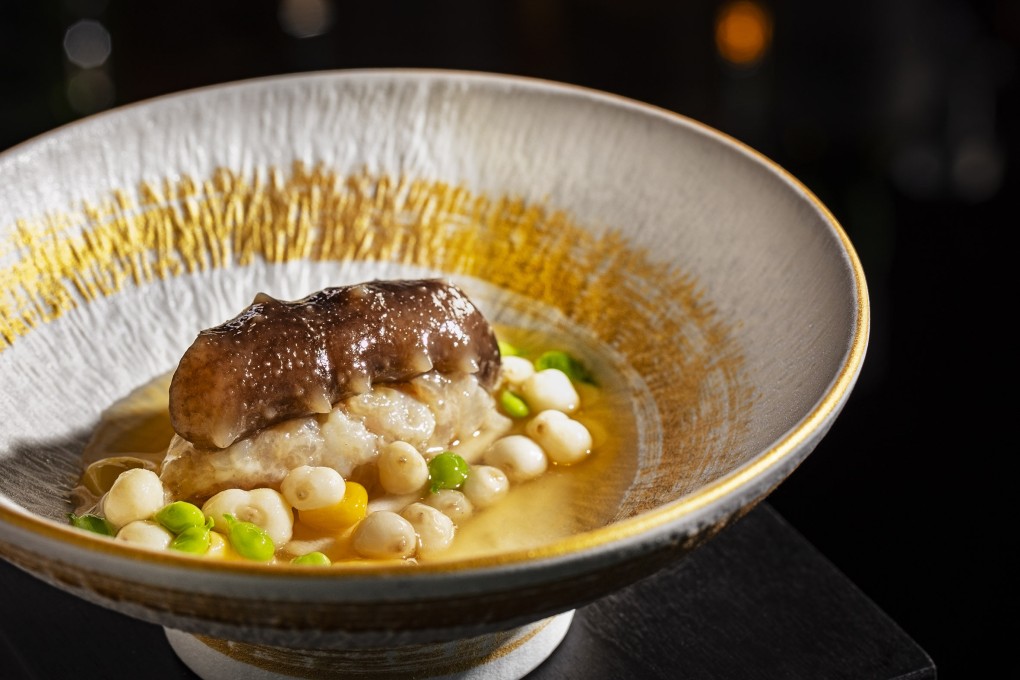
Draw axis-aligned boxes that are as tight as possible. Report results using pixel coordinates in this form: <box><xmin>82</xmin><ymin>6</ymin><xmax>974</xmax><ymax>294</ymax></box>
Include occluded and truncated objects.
<box><xmin>0</xmin><ymin>69</ymin><xmax>867</xmax><ymax>660</ymax></box>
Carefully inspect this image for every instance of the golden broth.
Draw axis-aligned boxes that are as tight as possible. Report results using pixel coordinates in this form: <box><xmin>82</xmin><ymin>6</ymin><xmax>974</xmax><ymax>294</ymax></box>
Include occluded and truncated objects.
<box><xmin>78</xmin><ymin>325</ymin><xmax>640</xmax><ymax>563</ymax></box>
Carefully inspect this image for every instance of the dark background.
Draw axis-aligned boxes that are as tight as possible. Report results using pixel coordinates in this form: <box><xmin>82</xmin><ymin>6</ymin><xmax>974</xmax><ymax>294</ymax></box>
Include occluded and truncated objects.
<box><xmin>1</xmin><ymin>1</ymin><xmax>1014</xmax><ymax>677</ymax></box>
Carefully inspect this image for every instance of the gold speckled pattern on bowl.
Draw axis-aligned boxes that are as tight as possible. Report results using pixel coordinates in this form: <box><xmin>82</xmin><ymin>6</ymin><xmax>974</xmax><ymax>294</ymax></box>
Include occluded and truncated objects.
<box><xmin>0</xmin><ymin>70</ymin><xmax>868</xmax><ymax>647</ymax></box>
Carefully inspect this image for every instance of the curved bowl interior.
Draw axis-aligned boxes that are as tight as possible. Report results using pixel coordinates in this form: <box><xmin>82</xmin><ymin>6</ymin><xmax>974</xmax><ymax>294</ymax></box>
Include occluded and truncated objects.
<box><xmin>0</xmin><ymin>70</ymin><xmax>868</xmax><ymax>644</ymax></box>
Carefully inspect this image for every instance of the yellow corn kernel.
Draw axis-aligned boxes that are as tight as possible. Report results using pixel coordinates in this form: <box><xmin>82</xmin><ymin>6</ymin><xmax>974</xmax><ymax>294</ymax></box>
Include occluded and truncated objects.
<box><xmin>298</xmin><ymin>482</ymin><xmax>368</xmax><ymax>532</ymax></box>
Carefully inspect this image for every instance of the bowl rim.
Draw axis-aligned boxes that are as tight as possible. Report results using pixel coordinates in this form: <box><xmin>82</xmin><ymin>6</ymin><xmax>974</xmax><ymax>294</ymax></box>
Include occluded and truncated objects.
<box><xmin>0</xmin><ymin>67</ymin><xmax>870</xmax><ymax>582</ymax></box>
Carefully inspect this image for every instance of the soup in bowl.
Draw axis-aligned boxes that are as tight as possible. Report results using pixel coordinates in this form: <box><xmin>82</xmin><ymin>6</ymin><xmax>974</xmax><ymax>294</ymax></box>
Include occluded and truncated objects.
<box><xmin>0</xmin><ymin>69</ymin><xmax>868</xmax><ymax>679</ymax></box>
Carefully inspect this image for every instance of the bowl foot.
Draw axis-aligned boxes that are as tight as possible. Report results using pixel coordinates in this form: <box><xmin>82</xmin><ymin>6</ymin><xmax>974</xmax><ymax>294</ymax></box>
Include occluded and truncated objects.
<box><xmin>164</xmin><ymin>610</ymin><xmax>574</xmax><ymax>679</ymax></box>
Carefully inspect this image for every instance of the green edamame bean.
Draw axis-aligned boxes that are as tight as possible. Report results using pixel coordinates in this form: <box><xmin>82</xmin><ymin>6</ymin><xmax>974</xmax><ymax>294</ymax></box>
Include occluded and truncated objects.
<box><xmin>291</xmin><ymin>551</ymin><xmax>331</xmax><ymax>566</ymax></box>
<box><xmin>428</xmin><ymin>451</ymin><xmax>469</xmax><ymax>494</ymax></box>
<box><xmin>68</xmin><ymin>512</ymin><xmax>115</xmax><ymax>537</ymax></box>
<box><xmin>499</xmin><ymin>390</ymin><xmax>530</xmax><ymax>418</ymax></box>
<box><xmin>534</xmin><ymin>350</ymin><xmax>594</xmax><ymax>384</ymax></box>
<box><xmin>155</xmin><ymin>501</ymin><xmax>206</xmax><ymax>534</ymax></box>
<box><xmin>497</xmin><ymin>340</ymin><xmax>520</xmax><ymax>357</ymax></box>
<box><xmin>170</xmin><ymin>520</ymin><xmax>213</xmax><ymax>555</ymax></box>
<box><xmin>222</xmin><ymin>514</ymin><xmax>275</xmax><ymax>561</ymax></box>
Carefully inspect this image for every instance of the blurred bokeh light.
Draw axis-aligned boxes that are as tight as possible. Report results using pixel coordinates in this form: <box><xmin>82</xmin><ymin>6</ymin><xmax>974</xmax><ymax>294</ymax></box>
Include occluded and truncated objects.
<box><xmin>715</xmin><ymin>1</ymin><xmax>772</xmax><ymax>67</ymax></box>
<box><xmin>62</xmin><ymin>16</ymin><xmax>114</xmax><ymax>115</ymax></box>
<box><xmin>63</xmin><ymin>19</ymin><xmax>110</xmax><ymax>68</ymax></box>
<box><xmin>278</xmin><ymin>0</ymin><xmax>335</xmax><ymax>38</ymax></box>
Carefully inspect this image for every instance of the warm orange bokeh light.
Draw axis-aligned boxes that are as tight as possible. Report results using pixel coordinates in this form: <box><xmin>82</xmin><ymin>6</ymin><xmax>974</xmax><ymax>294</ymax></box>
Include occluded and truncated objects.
<box><xmin>715</xmin><ymin>1</ymin><xmax>772</xmax><ymax>66</ymax></box>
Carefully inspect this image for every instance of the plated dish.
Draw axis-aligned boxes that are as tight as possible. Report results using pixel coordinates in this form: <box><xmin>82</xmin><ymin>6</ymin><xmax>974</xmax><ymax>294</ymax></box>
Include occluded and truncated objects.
<box><xmin>0</xmin><ymin>69</ymin><xmax>868</xmax><ymax>679</ymax></box>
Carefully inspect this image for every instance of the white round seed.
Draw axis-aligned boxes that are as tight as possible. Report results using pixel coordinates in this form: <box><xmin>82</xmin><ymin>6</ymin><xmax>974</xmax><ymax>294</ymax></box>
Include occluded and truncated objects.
<box><xmin>115</xmin><ymin>520</ymin><xmax>173</xmax><ymax>550</ymax></box>
<box><xmin>401</xmin><ymin>502</ymin><xmax>455</xmax><ymax>557</ymax></box>
<box><xmin>484</xmin><ymin>435</ymin><xmax>548</xmax><ymax>482</ymax></box>
<box><xmin>525</xmin><ymin>410</ymin><xmax>593</xmax><ymax>465</ymax></box>
<box><xmin>281</xmin><ymin>465</ymin><xmax>346</xmax><ymax>510</ymax></box>
<box><xmin>520</xmin><ymin>368</ymin><xmax>580</xmax><ymax>413</ymax></box>
<box><xmin>461</xmin><ymin>465</ymin><xmax>510</xmax><ymax>509</ymax></box>
<box><xmin>352</xmin><ymin>511</ymin><xmax>417</xmax><ymax>560</ymax></box>
<box><xmin>377</xmin><ymin>441</ymin><xmax>429</xmax><ymax>495</ymax></box>
<box><xmin>500</xmin><ymin>355</ymin><xmax>536</xmax><ymax>386</ymax></box>
<box><xmin>102</xmin><ymin>468</ymin><xmax>167</xmax><ymax>529</ymax></box>
<box><xmin>423</xmin><ymin>489</ymin><xmax>474</xmax><ymax>523</ymax></box>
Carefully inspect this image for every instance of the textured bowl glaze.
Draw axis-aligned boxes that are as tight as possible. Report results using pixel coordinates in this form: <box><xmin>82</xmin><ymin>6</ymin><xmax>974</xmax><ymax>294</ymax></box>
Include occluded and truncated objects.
<box><xmin>0</xmin><ymin>70</ymin><xmax>868</xmax><ymax>665</ymax></box>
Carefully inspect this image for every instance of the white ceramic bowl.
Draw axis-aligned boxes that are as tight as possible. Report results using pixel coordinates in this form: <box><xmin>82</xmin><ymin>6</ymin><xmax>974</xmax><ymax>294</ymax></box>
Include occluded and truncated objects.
<box><xmin>0</xmin><ymin>69</ymin><xmax>868</xmax><ymax>679</ymax></box>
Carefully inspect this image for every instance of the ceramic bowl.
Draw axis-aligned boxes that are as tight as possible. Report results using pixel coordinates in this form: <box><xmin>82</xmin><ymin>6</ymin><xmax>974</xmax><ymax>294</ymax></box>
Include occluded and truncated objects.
<box><xmin>0</xmin><ymin>69</ymin><xmax>868</xmax><ymax>679</ymax></box>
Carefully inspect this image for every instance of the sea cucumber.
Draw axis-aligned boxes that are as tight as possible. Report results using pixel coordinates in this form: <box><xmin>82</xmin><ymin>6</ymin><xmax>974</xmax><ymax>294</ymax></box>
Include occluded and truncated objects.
<box><xmin>168</xmin><ymin>279</ymin><xmax>501</xmax><ymax>449</ymax></box>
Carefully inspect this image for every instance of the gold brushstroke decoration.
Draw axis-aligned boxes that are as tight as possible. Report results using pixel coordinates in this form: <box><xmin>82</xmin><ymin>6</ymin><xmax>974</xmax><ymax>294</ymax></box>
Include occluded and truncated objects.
<box><xmin>0</xmin><ymin>161</ymin><xmax>751</xmax><ymax>510</ymax></box>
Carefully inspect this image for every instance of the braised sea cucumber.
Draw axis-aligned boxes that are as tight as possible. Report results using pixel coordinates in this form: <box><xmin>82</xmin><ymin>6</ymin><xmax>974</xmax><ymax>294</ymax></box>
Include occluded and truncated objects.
<box><xmin>168</xmin><ymin>279</ymin><xmax>501</xmax><ymax>450</ymax></box>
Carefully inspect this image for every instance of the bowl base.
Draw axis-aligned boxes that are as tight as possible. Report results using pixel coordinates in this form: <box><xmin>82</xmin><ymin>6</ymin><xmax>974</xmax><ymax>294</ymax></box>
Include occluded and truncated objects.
<box><xmin>164</xmin><ymin>610</ymin><xmax>574</xmax><ymax>679</ymax></box>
